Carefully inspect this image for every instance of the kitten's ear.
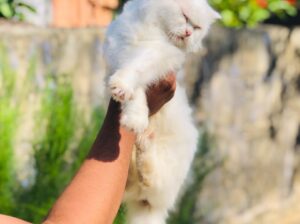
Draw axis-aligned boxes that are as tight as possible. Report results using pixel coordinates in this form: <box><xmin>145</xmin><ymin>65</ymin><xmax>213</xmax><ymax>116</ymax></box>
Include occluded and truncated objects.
<box><xmin>209</xmin><ymin>7</ymin><xmax>221</xmax><ymax>20</ymax></box>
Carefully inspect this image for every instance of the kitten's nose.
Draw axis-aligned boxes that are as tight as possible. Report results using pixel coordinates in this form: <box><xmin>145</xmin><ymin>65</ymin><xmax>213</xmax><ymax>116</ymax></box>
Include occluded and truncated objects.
<box><xmin>185</xmin><ymin>30</ymin><xmax>192</xmax><ymax>37</ymax></box>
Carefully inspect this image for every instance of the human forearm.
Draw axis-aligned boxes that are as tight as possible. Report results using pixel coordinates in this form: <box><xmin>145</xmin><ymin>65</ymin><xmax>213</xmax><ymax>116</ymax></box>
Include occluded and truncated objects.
<box><xmin>0</xmin><ymin>215</ymin><xmax>31</xmax><ymax>224</ymax></box>
<box><xmin>45</xmin><ymin>100</ymin><xmax>135</xmax><ymax>224</ymax></box>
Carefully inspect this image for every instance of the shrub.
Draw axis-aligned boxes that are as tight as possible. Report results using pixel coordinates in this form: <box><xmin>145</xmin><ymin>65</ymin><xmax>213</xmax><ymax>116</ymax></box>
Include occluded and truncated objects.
<box><xmin>209</xmin><ymin>0</ymin><xmax>298</xmax><ymax>27</ymax></box>
<box><xmin>0</xmin><ymin>46</ymin><xmax>37</xmax><ymax>214</ymax></box>
<box><xmin>0</xmin><ymin>0</ymin><xmax>36</xmax><ymax>21</ymax></box>
<box><xmin>117</xmin><ymin>0</ymin><xmax>298</xmax><ymax>27</ymax></box>
<box><xmin>0</xmin><ymin>46</ymin><xmax>19</xmax><ymax>214</ymax></box>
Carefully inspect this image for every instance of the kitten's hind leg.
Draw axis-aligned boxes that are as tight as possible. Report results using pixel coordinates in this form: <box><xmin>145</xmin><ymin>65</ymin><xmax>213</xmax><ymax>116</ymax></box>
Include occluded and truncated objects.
<box><xmin>121</xmin><ymin>87</ymin><xmax>149</xmax><ymax>133</ymax></box>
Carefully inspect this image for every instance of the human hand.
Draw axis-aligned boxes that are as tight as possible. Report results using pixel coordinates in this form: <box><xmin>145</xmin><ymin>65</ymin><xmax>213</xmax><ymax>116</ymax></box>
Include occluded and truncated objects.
<box><xmin>146</xmin><ymin>72</ymin><xmax>176</xmax><ymax>116</ymax></box>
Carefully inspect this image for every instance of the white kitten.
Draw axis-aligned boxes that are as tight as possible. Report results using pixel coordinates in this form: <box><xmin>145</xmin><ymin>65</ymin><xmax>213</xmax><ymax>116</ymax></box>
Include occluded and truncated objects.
<box><xmin>103</xmin><ymin>0</ymin><xmax>219</xmax><ymax>223</ymax></box>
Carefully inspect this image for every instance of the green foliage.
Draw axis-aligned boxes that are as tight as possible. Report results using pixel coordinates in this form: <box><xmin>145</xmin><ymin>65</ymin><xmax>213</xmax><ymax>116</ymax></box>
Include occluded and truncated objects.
<box><xmin>117</xmin><ymin>0</ymin><xmax>298</xmax><ymax>27</ymax></box>
<box><xmin>15</xmin><ymin>76</ymin><xmax>77</xmax><ymax>222</ymax></box>
<box><xmin>168</xmin><ymin>131</ymin><xmax>221</xmax><ymax>224</ymax></box>
<box><xmin>14</xmin><ymin>78</ymin><xmax>105</xmax><ymax>223</ymax></box>
<box><xmin>0</xmin><ymin>0</ymin><xmax>36</xmax><ymax>21</ymax></box>
<box><xmin>0</xmin><ymin>48</ymin><xmax>106</xmax><ymax>223</ymax></box>
<box><xmin>0</xmin><ymin>46</ymin><xmax>37</xmax><ymax>214</ymax></box>
<box><xmin>209</xmin><ymin>0</ymin><xmax>298</xmax><ymax>27</ymax></box>
<box><xmin>114</xmin><ymin>205</ymin><xmax>126</xmax><ymax>224</ymax></box>
<box><xmin>0</xmin><ymin>46</ymin><xmax>18</xmax><ymax>214</ymax></box>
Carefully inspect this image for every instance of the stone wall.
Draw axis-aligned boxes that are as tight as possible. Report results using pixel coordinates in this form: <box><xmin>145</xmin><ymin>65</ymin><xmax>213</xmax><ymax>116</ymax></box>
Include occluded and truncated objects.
<box><xmin>189</xmin><ymin>26</ymin><xmax>300</xmax><ymax>224</ymax></box>
<box><xmin>1</xmin><ymin>24</ymin><xmax>300</xmax><ymax>223</ymax></box>
<box><xmin>0</xmin><ymin>24</ymin><xmax>106</xmax><ymax>108</ymax></box>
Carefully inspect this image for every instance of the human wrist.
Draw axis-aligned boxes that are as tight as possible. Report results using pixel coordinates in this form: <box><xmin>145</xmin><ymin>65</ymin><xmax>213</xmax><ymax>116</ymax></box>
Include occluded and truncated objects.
<box><xmin>88</xmin><ymin>99</ymin><xmax>135</xmax><ymax>160</ymax></box>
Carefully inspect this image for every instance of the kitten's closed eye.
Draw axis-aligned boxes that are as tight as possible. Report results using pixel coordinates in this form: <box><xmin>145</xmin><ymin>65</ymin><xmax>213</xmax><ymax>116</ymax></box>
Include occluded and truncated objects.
<box><xmin>183</xmin><ymin>13</ymin><xmax>202</xmax><ymax>30</ymax></box>
<box><xmin>194</xmin><ymin>24</ymin><xmax>202</xmax><ymax>30</ymax></box>
<box><xmin>183</xmin><ymin>14</ymin><xmax>189</xmax><ymax>22</ymax></box>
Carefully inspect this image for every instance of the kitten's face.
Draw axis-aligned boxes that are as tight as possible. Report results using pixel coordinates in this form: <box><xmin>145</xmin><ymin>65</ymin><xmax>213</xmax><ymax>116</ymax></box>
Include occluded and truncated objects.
<box><xmin>160</xmin><ymin>0</ymin><xmax>220</xmax><ymax>52</ymax></box>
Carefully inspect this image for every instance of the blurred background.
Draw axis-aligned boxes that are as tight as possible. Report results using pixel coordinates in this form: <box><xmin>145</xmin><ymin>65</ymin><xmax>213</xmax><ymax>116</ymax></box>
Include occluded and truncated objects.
<box><xmin>0</xmin><ymin>0</ymin><xmax>299</xmax><ymax>223</ymax></box>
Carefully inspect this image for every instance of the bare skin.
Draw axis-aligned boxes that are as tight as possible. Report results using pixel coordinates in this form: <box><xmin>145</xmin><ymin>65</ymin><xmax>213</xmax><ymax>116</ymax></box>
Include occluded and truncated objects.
<box><xmin>0</xmin><ymin>74</ymin><xmax>176</xmax><ymax>224</ymax></box>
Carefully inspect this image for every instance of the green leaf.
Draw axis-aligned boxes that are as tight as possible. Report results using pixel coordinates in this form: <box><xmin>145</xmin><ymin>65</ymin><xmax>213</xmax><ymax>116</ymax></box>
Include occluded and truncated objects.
<box><xmin>16</xmin><ymin>2</ymin><xmax>36</xmax><ymax>13</ymax></box>
<box><xmin>221</xmin><ymin>9</ymin><xmax>241</xmax><ymax>27</ymax></box>
<box><xmin>209</xmin><ymin>0</ymin><xmax>297</xmax><ymax>28</ymax></box>
<box><xmin>0</xmin><ymin>3</ymin><xmax>13</xmax><ymax>18</ymax></box>
<box><xmin>251</xmin><ymin>8</ymin><xmax>270</xmax><ymax>22</ymax></box>
<box><xmin>239</xmin><ymin>6</ymin><xmax>251</xmax><ymax>21</ymax></box>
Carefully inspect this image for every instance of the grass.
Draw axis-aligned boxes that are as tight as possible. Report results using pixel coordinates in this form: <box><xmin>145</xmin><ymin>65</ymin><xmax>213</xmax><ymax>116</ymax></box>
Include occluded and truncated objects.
<box><xmin>0</xmin><ymin>46</ymin><xmax>18</xmax><ymax>214</ymax></box>
<box><xmin>0</xmin><ymin>47</ymin><xmax>106</xmax><ymax>223</ymax></box>
<box><xmin>14</xmin><ymin>76</ymin><xmax>106</xmax><ymax>223</ymax></box>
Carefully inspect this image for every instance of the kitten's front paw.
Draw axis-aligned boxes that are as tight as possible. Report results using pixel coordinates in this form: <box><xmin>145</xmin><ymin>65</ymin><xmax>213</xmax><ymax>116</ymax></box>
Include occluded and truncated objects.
<box><xmin>121</xmin><ymin>111</ymin><xmax>149</xmax><ymax>134</ymax></box>
<box><xmin>109</xmin><ymin>75</ymin><xmax>134</xmax><ymax>103</ymax></box>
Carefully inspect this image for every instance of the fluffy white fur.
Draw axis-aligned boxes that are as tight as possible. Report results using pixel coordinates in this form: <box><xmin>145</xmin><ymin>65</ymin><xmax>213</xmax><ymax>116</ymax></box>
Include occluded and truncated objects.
<box><xmin>103</xmin><ymin>0</ymin><xmax>219</xmax><ymax>223</ymax></box>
